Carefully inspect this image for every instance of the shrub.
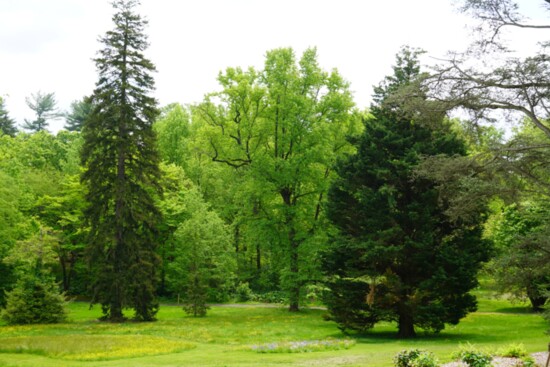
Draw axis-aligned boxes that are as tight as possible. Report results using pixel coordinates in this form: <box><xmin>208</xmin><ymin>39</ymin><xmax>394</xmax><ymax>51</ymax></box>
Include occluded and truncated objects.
<box><xmin>498</xmin><ymin>343</ymin><xmax>527</xmax><ymax>358</ymax></box>
<box><xmin>1</xmin><ymin>274</ymin><xmax>66</xmax><ymax>325</ymax></box>
<box><xmin>411</xmin><ymin>353</ymin><xmax>439</xmax><ymax>367</ymax></box>
<box><xmin>254</xmin><ymin>291</ymin><xmax>287</xmax><ymax>304</ymax></box>
<box><xmin>520</xmin><ymin>356</ymin><xmax>535</xmax><ymax>367</ymax></box>
<box><xmin>395</xmin><ymin>349</ymin><xmax>423</xmax><ymax>367</ymax></box>
<box><xmin>452</xmin><ymin>344</ymin><xmax>492</xmax><ymax>367</ymax></box>
<box><xmin>394</xmin><ymin>349</ymin><xmax>438</xmax><ymax>367</ymax></box>
<box><xmin>235</xmin><ymin>282</ymin><xmax>255</xmax><ymax>302</ymax></box>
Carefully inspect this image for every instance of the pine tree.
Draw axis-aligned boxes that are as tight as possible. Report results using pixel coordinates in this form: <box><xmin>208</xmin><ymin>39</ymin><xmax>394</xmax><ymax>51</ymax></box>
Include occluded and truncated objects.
<box><xmin>322</xmin><ymin>48</ymin><xmax>491</xmax><ymax>338</ymax></box>
<box><xmin>22</xmin><ymin>91</ymin><xmax>62</xmax><ymax>132</ymax></box>
<box><xmin>0</xmin><ymin>97</ymin><xmax>18</xmax><ymax>136</ymax></box>
<box><xmin>81</xmin><ymin>0</ymin><xmax>161</xmax><ymax>322</ymax></box>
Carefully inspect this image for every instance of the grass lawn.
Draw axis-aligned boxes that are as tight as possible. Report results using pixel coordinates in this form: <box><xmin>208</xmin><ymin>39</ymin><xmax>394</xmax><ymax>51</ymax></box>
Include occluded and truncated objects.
<box><xmin>0</xmin><ymin>296</ymin><xmax>547</xmax><ymax>367</ymax></box>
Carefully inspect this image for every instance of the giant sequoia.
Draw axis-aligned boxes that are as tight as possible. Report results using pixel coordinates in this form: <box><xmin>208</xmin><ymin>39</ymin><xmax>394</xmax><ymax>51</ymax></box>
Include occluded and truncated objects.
<box><xmin>81</xmin><ymin>0</ymin><xmax>161</xmax><ymax>321</ymax></box>
<box><xmin>322</xmin><ymin>49</ymin><xmax>491</xmax><ymax>338</ymax></box>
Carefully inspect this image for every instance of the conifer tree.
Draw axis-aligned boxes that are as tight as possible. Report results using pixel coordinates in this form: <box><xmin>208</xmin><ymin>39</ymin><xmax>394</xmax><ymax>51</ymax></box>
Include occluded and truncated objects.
<box><xmin>65</xmin><ymin>96</ymin><xmax>92</xmax><ymax>132</ymax></box>
<box><xmin>22</xmin><ymin>91</ymin><xmax>62</xmax><ymax>132</ymax></box>
<box><xmin>323</xmin><ymin>48</ymin><xmax>491</xmax><ymax>338</ymax></box>
<box><xmin>0</xmin><ymin>97</ymin><xmax>17</xmax><ymax>136</ymax></box>
<box><xmin>81</xmin><ymin>0</ymin><xmax>161</xmax><ymax>322</ymax></box>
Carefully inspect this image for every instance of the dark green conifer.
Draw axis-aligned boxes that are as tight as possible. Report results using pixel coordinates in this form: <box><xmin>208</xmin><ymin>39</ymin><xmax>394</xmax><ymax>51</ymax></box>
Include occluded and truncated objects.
<box><xmin>81</xmin><ymin>0</ymin><xmax>161</xmax><ymax>322</ymax></box>
<box><xmin>0</xmin><ymin>97</ymin><xmax>17</xmax><ymax>136</ymax></box>
<box><xmin>65</xmin><ymin>96</ymin><xmax>92</xmax><ymax>132</ymax></box>
<box><xmin>322</xmin><ymin>48</ymin><xmax>491</xmax><ymax>338</ymax></box>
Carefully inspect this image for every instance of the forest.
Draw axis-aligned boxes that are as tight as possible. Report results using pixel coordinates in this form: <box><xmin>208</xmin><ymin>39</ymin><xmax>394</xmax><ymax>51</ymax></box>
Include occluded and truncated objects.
<box><xmin>0</xmin><ymin>0</ymin><xmax>549</xmax><ymax>355</ymax></box>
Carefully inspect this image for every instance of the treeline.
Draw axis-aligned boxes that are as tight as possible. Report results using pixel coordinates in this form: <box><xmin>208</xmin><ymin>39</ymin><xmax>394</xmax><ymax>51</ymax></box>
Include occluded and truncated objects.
<box><xmin>1</xmin><ymin>0</ymin><xmax>549</xmax><ymax>338</ymax></box>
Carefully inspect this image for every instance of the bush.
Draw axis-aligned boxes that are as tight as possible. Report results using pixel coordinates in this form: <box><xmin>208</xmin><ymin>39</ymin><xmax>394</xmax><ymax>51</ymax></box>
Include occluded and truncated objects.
<box><xmin>1</xmin><ymin>274</ymin><xmax>66</xmax><ymax>325</ymax></box>
<box><xmin>411</xmin><ymin>353</ymin><xmax>439</xmax><ymax>367</ymax></box>
<box><xmin>235</xmin><ymin>282</ymin><xmax>255</xmax><ymax>302</ymax></box>
<box><xmin>452</xmin><ymin>344</ymin><xmax>492</xmax><ymax>367</ymax></box>
<box><xmin>520</xmin><ymin>356</ymin><xmax>536</xmax><ymax>367</ymax></box>
<box><xmin>498</xmin><ymin>343</ymin><xmax>527</xmax><ymax>358</ymax></box>
<box><xmin>254</xmin><ymin>291</ymin><xmax>287</xmax><ymax>304</ymax></box>
<box><xmin>394</xmin><ymin>349</ymin><xmax>438</xmax><ymax>367</ymax></box>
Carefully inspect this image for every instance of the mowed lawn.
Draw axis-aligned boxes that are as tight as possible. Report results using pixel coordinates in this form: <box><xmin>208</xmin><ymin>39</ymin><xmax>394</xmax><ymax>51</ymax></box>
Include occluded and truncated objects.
<box><xmin>0</xmin><ymin>296</ymin><xmax>547</xmax><ymax>367</ymax></box>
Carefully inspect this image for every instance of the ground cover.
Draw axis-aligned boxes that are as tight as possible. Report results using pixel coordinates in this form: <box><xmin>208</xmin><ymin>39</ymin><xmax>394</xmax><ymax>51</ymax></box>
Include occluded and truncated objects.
<box><xmin>0</xmin><ymin>296</ymin><xmax>547</xmax><ymax>367</ymax></box>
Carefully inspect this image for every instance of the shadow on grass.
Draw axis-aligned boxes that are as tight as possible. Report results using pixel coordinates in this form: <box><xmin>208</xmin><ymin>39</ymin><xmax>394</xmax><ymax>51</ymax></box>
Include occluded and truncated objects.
<box><xmin>349</xmin><ymin>329</ymin><xmax>503</xmax><ymax>344</ymax></box>
<box><xmin>493</xmin><ymin>306</ymin><xmax>538</xmax><ymax>314</ymax></box>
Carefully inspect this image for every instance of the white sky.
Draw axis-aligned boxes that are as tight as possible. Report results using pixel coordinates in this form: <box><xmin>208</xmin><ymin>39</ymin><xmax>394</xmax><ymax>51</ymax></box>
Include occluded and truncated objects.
<box><xmin>0</xmin><ymin>0</ymin><xmax>546</xmax><ymax>133</ymax></box>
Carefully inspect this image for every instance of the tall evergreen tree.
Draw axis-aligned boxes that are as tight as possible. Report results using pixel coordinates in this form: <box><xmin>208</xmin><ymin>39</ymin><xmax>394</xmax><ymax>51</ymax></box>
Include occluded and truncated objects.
<box><xmin>322</xmin><ymin>48</ymin><xmax>491</xmax><ymax>338</ymax></box>
<box><xmin>0</xmin><ymin>97</ymin><xmax>17</xmax><ymax>136</ymax></box>
<box><xmin>65</xmin><ymin>96</ymin><xmax>92</xmax><ymax>132</ymax></box>
<box><xmin>81</xmin><ymin>0</ymin><xmax>162</xmax><ymax>322</ymax></box>
<box><xmin>23</xmin><ymin>91</ymin><xmax>62</xmax><ymax>132</ymax></box>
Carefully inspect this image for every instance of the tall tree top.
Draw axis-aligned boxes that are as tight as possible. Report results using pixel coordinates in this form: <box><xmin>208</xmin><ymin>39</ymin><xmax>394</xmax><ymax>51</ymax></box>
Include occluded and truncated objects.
<box><xmin>372</xmin><ymin>46</ymin><xmax>426</xmax><ymax>106</ymax></box>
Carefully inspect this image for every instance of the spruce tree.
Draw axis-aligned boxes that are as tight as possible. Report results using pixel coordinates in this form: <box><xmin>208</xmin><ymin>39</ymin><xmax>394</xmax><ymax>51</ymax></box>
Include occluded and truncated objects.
<box><xmin>81</xmin><ymin>0</ymin><xmax>161</xmax><ymax>322</ymax></box>
<box><xmin>65</xmin><ymin>96</ymin><xmax>92</xmax><ymax>132</ymax></box>
<box><xmin>323</xmin><ymin>48</ymin><xmax>491</xmax><ymax>338</ymax></box>
<box><xmin>0</xmin><ymin>97</ymin><xmax>18</xmax><ymax>136</ymax></box>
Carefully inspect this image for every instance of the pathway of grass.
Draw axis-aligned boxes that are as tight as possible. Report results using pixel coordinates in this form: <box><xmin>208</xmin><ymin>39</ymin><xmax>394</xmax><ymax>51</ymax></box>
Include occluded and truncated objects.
<box><xmin>0</xmin><ymin>297</ymin><xmax>547</xmax><ymax>367</ymax></box>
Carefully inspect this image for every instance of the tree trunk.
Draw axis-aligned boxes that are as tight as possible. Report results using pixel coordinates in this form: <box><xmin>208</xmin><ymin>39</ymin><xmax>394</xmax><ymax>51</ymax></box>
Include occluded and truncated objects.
<box><xmin>397</xmin><ymin>303</ymin><xmax>416</xmax><ymax>338</ymax></box>
<box><xmin>110</xmin><ymin>299</ymin><xmax>124</xmax><ymax>321</ymax></box>
<box><xmin>288</xmin><ymin>231</ymin><xmax>300</xmax><ymax>312</ymax></box>
<box><xmin>59</xmin><ymin>255</ymin><xmax>68</xmax><ymax>292</ymax></box>
<box><xmin>256</xmin><ymin>243</ymin><xmax>261</xmax><ymax>271</ymax></box>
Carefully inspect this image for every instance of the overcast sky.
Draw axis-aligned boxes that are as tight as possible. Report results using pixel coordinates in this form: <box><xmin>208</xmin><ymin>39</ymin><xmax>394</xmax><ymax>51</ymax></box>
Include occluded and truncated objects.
<box><xmin>0</xmin><ymin>0</ymin><xmax>545</xmax><ymax>133</ymax></box>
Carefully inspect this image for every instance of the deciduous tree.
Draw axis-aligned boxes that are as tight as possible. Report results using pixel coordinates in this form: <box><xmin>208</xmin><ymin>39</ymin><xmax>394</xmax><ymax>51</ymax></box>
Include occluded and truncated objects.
<box><xmin>194</xmin><ymin>48</ymin><xmax>357</xmax><ymax>311</ymax></box>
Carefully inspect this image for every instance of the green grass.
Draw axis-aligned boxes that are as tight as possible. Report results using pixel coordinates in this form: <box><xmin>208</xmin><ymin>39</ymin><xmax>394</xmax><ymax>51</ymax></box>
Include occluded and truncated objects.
<box><xmin>0</xmin><ymin>297</ymin><xmax>547</xmax><ymax>367</ymax></box>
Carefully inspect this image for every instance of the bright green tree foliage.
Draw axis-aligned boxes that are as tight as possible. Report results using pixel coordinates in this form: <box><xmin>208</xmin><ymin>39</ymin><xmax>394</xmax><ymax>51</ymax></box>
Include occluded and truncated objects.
<box><xmin>488</xmin><ymin>201</ymin><xmax>550</xmax><ymax>310</ymax></box>
<box><xmin>0</xmin><ymin>97</ymin><xmax>17</xmax><ymax>137</ymax></box>
<box><xmin>158</xmin><ymin>165</ymin><xmax>235</xmax><ymax>314</ymax></box>
<box><xmin>0</xmin><ymin>131</ymin><xmax>80</xmax><ymax>305</ymax></box>
<box><xmin>323</xmin><ymin>48</ymin><xmax>491</xmax><ymax>338</ymax></box>
<box><xmin>1</xmin><ymin>225</ymin><xmax>67</xmax><ymax>325</ymax></box>
<box><xmin>154</xmin><ymin>104</ymin><xmax>191</xmax><ymax>169</ymax></box>
<box><xmin>81</xmin><ymin>0</ymin><xmax>162</xmax><ymax>321</ymax></box>
<box><xmin>194</xmin><ymin>48</ymin><xmax>358</xmax><ymax>311</ymax></box>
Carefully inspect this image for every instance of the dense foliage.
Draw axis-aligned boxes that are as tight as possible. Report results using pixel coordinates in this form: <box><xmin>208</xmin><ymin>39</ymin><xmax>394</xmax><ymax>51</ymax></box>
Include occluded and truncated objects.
<box><xmin>80</xmin><ymin>0</ymin><xmax>162</xmax><ymax>321</ymax></box>
<box><xmin>0</xmin><ymin>0</ymin><xmax>547</xmax><ymax>334</ymax></box>
<box><xmin>322</xmin><ymin>49</ymin><xmax>491</xmax><ymax>338</ymax></box>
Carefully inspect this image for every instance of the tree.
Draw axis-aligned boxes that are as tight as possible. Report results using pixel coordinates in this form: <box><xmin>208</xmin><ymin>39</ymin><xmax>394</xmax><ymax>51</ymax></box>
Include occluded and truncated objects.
<box><xmin>22</xmin><ymin>91</ymin><xmax>62</xmax><ymax>132</ymax></box>
<box><xmin>427</xmin><ymin>1</ymin><xmax>550</xmax><ymax>186</ymax></box>
<box><xmin>167</xmin><ymin>180</ymin><xmax>235</xmax><ymax>316</ymax></box>
<box><xmin>322</xmin><ymin>49</ymin><xmax>491</xmax><ymax>338</ymax></box>
<box><xmin>426</xmin><ymin>0</ymin><xmax>550</xmax><ymax>324</ymax></box>
<box><xmin>154</xmin><ymin>103</ymin><xmax>191</xmax><ymax>168</ymax></box>
<box><xmin>157</xmin><ymin>164</ymin><xmax>235</xmax><ymax>310</ymax></box>
<box><xmin>65</xmin><ymin>96</ymin><xmax>92</xmax><ymax>132</ymax></box>
<box><xmin>0</xmin><ymin>96</ymin><xmax>17</xmax><ymax>136</ymax></box>
<box><xmin>1</xmin><ymin>225</ymin><xmax>67</xmax><ymax>325</ymax></box>
<box><xmin>194</xmin><ymin>47</ymin><xmax>357</xmax><ymax>311</ymax></box>
<box><xmin>81</xmin><ymin>0</ymin><xmax>162</xmax><ymax>322</ymax></box>
<box><xmin>488</xmin><ymin>201</ymin><xmax>550</xmax><ymax>310</ymax></box>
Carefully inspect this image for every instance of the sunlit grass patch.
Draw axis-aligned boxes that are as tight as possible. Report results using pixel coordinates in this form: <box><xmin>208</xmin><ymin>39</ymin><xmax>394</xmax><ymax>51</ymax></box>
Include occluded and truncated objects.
<box><xmin>0</xmin><ymin>335</ymin><xmax>195</xmax><ymax>361</ymax></box>
<box><xmin>251</xmin><ymin>338</ymin><xmax>356</xmax><ymax>353</ymax></box>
